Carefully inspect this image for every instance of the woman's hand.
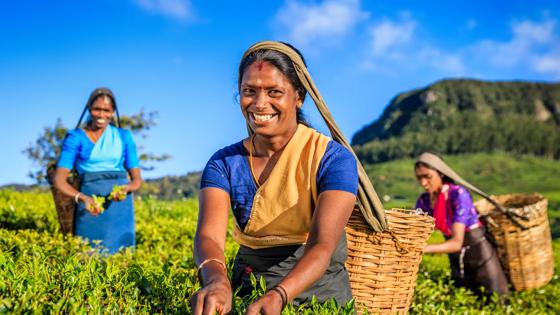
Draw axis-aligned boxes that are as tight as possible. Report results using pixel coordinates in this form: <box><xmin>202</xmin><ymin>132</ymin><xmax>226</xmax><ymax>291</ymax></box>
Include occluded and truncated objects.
<box><xmin>120</xmin><ymin>184</ymin><xmax>132</xmax><ymax>194</ymax></box>
<box><xmin>246</xmin><ymin>291</ymin><xmax>284</xmax><ymax>315</ymax></box>
<box><xmin>190</xmin><ymin>279</ymin><xmax>232</xmax><ymax>315</ymax></box>
<box><xmin>81</xmin><ymin>195</ymin><xmax>101</xmax><ymax>216</ymax></box>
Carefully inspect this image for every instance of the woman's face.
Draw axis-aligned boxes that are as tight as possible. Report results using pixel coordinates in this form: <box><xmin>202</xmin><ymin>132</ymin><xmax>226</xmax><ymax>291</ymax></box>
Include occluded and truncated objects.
<box><xmin>239</xmin><ymin>61</ymin><xmax>301</xmax><ymax>137</ymax></box>
<box><xmin>415</xmin><ymin>165</ymin><xmax>443</xmax><ymax>194</ymax></box>
<box><xmin>89</xmin><ymin>95</ymin><xmax>114</xmax><ymax>129</ymax></box>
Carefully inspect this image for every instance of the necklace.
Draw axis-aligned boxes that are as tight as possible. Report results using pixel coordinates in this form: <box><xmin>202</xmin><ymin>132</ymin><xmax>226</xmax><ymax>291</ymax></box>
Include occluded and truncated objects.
<box><xmin>248</xmin><ymin>134</ymin><xmax>261</xmax><ymax>188</ymax></box>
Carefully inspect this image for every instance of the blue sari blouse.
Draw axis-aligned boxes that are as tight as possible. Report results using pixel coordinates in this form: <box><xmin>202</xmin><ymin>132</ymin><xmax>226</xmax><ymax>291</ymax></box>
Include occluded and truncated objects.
<box><xmin>57</xmin><ymin>124</ymin><xmax>139</xmax><ymax>173</ymax></box>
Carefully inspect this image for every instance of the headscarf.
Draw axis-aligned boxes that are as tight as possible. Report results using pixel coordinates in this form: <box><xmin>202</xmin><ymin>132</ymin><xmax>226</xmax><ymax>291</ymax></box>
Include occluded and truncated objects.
<box><xmin>417</xmin><ymin>152</ymin><xmax>493</xmax><ymax>203</ymax></box>
<box><xmin>416</xmin><ymin>152</ymin><xmax>527</xmax><ymax>227</ymax></box>
<box><xmin>240</xmin><ymin>41</ymin><xmax>388</xmax><ymax>232</ymax></box>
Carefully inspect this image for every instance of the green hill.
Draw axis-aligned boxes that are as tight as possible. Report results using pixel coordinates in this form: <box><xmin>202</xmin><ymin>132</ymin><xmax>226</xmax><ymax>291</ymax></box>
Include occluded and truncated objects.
<box><xmin>352</xmin><ymin>79</ymin><xmax>560</xmax><ymax>163</ymax></box>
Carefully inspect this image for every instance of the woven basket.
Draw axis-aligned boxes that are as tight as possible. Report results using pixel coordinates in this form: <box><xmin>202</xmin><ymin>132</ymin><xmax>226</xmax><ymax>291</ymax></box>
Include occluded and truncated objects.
<box><xmin>46</xmin><ymin>163</ymin><xmax>80</xmax><ymax>235</ymax></box>
<box><xmin>474</xmin><ymin>194</ymin><xmax>553</xmax><ymax>291</ymax></box>
<box><xmin>346</xmin><ymin>208</ymin><xmax>434</xmax><ymax>314</ymax></box>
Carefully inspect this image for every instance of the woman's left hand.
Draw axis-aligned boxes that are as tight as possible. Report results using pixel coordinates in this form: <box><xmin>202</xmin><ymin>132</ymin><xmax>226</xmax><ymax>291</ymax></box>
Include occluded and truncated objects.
<box><xmin>246</xmin><ymin>291</ymin><xmax>284</xmax><ymax>315</ymax></box>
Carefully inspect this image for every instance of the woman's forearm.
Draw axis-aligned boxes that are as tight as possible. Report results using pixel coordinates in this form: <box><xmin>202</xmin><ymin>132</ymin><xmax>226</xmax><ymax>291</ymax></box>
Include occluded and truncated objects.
<box><xmin>274</xmin><ymin>241</ymin><xmax>335</xmax><ymax>301</ymax></box>
<box><xmin>424</xmin><ymin>239</ymin><xmax>462</xmax><ymax>253</ymax></box>
<box><xmin>425</xmin><ymin>223</ymin><xmax>466</xmax><ymax>254</ymax></box>
<box><xmin>126</xmin><ymin>168</ymin><xmax>143</xmax><ymax>192</ymax></box>
<box><xmin>194</xmin><ymin>235</ymin><xmax>229</xmax><ymax>285</ymax></box>
<box><xmin>127</xmin><ymin>179</ymin><xmax>142</xmax><ymax>192</ymax></box>
<box><xmin>53</xmin><ymin>169</ymin><xmax>81</xmax><ymax>199</ymax></box>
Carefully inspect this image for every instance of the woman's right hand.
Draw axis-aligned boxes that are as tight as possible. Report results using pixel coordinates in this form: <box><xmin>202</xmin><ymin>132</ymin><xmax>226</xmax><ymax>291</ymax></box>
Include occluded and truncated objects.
<box><xmin>190</xmin><ymin>279</ymin><xmax>232</xmax><ymax>315</ymax></box>
<box><xmin>81</xmin><ymin>195</ymin><xmax>101</xmax><ymax>216</ymax></box>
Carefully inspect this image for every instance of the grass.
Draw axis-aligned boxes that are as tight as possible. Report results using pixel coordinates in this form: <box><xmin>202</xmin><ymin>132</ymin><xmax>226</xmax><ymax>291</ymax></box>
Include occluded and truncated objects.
<box><xmin>0</xmin><ymin>153</ymin><xmax>559</xmax><ymax>313</ymax></box>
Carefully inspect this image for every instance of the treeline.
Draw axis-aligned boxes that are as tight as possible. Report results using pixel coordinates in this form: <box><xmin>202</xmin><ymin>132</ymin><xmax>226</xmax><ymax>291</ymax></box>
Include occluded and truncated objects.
<box><xmin>139</xmin><ymin>172</ymin><xmax>201</xmax><ymax>200</ymax></box>
<box><xmin>354</xmin><ymin>112</ymin><xmax>560</xmax><ymax>164</ymax></box>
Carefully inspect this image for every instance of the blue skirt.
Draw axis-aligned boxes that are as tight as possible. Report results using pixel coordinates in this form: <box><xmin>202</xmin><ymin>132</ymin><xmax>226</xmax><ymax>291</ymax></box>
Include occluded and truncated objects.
<box><xmin>75</xmin><ymin>171</ymin><xmax>135</xmax><ymax>254</ymax></box>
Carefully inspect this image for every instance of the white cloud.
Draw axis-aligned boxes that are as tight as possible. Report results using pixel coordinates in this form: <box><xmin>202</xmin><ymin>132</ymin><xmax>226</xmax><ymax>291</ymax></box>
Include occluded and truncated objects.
<box><xmin>363</xmin><ymin>14</ymin><xmax>560</xmax><ymax>79</ymax></box>
<box><xmin>274</xmin><ymin>0</ymin><xmax>369</xmax><ymax>48</ymax></box>
<box><xmin>369</xmin><ymin>14</ymin><xmax>416</xmax><ymax>56</ymax></box>
<box><xmin>363</xmin><ymin>13</ymin><xmax>465</xmax><ymax>76</ymax></box>
<box><xmin>134</xmin><ymin>0</ymin><xmax>195</xmax><ymax>20</ymax></box>
<box><xmin>533</xmin><ymin>52</ymin><xmax>560</xmax><ymax>77</ymax></box>
<box><xmin>469</xmin><ymin>18</ymin><xmax>559</xmax><ymax>76</ymax></box>
<box><xmin>513</xmin><ymin>19</ymin><xmax>555</xmax><ymax>43</ymax></box>
<box><xmin>418</xmin><ymin>48</ymin><xmax>465</xmax><ymax>74</ymax></box>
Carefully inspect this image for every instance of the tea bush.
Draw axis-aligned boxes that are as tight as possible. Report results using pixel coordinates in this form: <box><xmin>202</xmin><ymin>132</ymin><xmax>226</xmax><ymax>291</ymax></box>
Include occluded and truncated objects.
<box><xmin>0</xmin><ymin>190</ymin><xmax>558</xmax><ymax>314</ymax></box>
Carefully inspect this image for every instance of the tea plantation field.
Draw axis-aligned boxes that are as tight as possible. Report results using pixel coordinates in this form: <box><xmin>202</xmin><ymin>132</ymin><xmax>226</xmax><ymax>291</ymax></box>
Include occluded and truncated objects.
<box><xmin>0</xmin><ymin>189</ymin><xmax>558</xmax><ymax>314</ymax></box>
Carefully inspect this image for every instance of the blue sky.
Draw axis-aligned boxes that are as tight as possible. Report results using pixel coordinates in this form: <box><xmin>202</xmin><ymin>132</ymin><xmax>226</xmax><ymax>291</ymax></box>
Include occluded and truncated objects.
<box><xmin>1</xmin><ymin>0</ymin><xmax>559</xmax><ymax>185</ymax></box>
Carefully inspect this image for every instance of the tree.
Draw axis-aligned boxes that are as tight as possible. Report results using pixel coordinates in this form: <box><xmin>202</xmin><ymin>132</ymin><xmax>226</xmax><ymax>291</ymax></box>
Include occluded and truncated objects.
<box><xmin>23</xmin><ymin>109</ymin><xmax>170</xmax><ymax>184</ymax></box>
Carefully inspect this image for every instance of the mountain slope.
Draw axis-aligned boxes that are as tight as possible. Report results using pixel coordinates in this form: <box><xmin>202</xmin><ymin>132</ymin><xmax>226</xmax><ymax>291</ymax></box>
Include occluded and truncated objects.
<box><xmin>352</xmin><ymin>79</ymin><xmax>560</xmax><ymax>163</ymax></box>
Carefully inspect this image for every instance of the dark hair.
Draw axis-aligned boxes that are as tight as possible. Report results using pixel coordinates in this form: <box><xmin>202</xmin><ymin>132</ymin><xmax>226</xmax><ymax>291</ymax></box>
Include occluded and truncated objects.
<box><xmin>414</xmin><ymin>161</ymin><xmax>455</xmax><ymax>184</ymax></box>
<box><xmin>87</xmin><ymin>88</ymin><xmax>116</xmax><ymax>110</ymax></box>
<box><xmin>238</xmin><ymin>42</ymin><xmax>310</xmax><ymax>126</ymax></box>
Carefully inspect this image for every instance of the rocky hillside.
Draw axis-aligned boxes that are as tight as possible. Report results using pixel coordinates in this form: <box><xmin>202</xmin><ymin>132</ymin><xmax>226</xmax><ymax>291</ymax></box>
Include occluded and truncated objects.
<box><xmin>352</xmin><ymin>79</ymin><xmax>560</xmax><ymax>163</ymax></box>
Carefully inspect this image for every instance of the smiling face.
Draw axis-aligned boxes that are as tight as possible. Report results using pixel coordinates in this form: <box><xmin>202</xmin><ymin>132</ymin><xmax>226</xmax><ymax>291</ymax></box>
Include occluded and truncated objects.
<box><xmin>239</xmin><ymin>61</ymin><xmax>301</xmax><ymax>137</ymax></box>
<box><xmin>88</xmin><ymin>95</ymin><xmax>114</xmax><ymax>129</ymax></box>
<box><xmin>415</xmin><ymin>164</ymin><xmax>444</xmax><ymax>194</ymax></box>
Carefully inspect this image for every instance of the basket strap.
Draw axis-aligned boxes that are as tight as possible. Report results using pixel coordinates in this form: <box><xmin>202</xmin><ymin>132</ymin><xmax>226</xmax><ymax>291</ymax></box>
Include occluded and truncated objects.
<box><xmin>241</xmin><ymin>41</ymin><xmax>388</xmax><ymax>232</ymax></box>
<box><xmin>75</xmin><ymin>105</ymin><xmax>88</xmax><ymax>129</ymax></box>
<box><xmin>417</xmin><ymin>153</ymin><xmax>529</xmax><ymax>229</ymax></box>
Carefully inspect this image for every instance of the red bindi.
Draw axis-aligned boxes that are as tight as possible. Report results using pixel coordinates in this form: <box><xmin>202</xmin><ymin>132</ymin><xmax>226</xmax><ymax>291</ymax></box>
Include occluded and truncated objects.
<box><xmin>255</xmin><ymin>61</ymin><xmax>265</xmax><ymax>71</ymax></box>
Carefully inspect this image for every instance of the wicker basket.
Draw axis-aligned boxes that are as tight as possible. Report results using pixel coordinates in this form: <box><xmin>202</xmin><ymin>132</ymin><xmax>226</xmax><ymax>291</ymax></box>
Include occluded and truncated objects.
<box><xmin>346</xmin><ymin>208</ymin><xmax>434</xmax><ymax>314</ymax></box>
<box><xmin>46</xmin><ymin>163</ymin><xmax>80</xmax><ymax>235</ymax></box>
<box><xmin>474</xmin><ymin>194</ymin><xmax>553</xmax><ymax>291</ymax></box>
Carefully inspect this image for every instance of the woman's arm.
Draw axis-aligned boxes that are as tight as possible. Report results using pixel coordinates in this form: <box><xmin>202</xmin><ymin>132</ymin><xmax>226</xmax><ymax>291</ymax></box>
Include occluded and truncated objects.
<box><xmin>191</xmin><ymin>187</ymin><xmax>232</xmax><ymax>315</ymax></box>
<box><xmin>424</xmin><ymin>222</ymin><xmax>465</xmax><ymax>253</ymax></box>
<box><xmin>246</xmin><ymin>190</ymin><xmax>356</xmax><ymax>315</ymax></box>
<box><xmin>53</xmin><ymin>167</ymin><xmax>80</xmax><ymax>199</ymax></box>
<box><xmin>124</xmin><ymin>168</ymin><xmax>142</xmax><ymax>193</ymax></box>
<box><xmin>53</xmin><ymin>167</ymin><xmax>98</xmax><ymax>215</ymax></box>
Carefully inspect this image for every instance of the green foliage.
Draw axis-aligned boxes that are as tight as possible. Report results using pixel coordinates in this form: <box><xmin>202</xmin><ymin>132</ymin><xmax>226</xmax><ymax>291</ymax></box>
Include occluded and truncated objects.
<box><xmin>22</xmin><ymin>109</ymin><xmax>170</xmax><ymax>184</ymax></box>
<box><xmin>0</xmin><ymin>188</ymin><xmax>558</xmax><ymax>313</ymax></box>
<box><xmin>139</xmin><ymin>172</ymin><xmax>202</xmax><ymax>200</ymax></box>
<box><xmin>21</xmin><ymin>119</ymin><xmax>68</xmax><ymax>184</ymax></box>
<box><xmin>352</xmin><ymin>79</ymin><xmax>560</xmax><ymax>163</ymax></box>
<box><xmin>413</xmin><ymin>242</ymin><xmax>560</xmax><ymax>314</ymax></box>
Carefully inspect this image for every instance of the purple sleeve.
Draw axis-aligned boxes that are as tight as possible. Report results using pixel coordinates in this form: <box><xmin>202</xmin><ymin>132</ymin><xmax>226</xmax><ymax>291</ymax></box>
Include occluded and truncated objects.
<box><xmin>415</xmin><ymin>193</ymin><xmax>431</xmax><ymax>215</ymax></box>
<box><xmin>415</xmin><ymin>196</ymin><xmax>424</xmax><ymax>211</ymax></box>
<box><xmin>449</xmin><ymin>186</ymin><xmax>474</xmax><ymax>225</ymax></box>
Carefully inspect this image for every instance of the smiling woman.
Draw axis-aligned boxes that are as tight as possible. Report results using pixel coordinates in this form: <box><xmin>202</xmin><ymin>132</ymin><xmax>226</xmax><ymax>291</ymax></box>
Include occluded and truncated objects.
<box><xmin>191</xmin><ymin>42</ymin><xmax>359</xmax><ymax>315</ymax></box>
<box><xmin>53</xmin><ymin>87</ymin><xmax>143</xmax><ymax>254</ymax></box>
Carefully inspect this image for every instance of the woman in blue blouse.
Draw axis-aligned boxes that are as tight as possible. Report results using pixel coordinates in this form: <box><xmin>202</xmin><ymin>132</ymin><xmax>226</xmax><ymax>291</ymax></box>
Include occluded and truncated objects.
<box><xmin>192</xmin><ymin>42</ymin><xmax>358</xmax><ymax>315</ymax></box>
<box><xmin>54</xmin><ymin>87</ymin><xmax>142</xmax><ymax>254</ymax></box>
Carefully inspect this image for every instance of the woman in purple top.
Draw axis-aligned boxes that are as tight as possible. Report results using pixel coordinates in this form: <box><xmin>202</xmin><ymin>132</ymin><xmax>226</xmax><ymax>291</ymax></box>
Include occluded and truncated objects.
<box><xmin>414</xmin><ymin>153</ymin><xmax>509</xmax><ymax>299</ymax></box>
